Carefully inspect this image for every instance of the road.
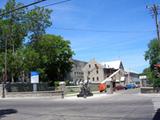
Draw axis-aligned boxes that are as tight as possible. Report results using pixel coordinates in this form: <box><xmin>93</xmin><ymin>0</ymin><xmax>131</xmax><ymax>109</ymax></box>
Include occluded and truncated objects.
<box><xmin>0</xmin><ymin>89</ymin><xmax>158</xmax><ymax>120</ymax></box>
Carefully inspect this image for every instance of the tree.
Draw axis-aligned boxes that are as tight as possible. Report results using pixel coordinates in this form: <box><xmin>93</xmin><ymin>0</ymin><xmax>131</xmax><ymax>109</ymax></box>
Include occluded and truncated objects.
<box><xmin>0</xmin><ymin>0</ymin><xmax>52</xmax><ymax>83</ymax></box>
<box><xmin>0</xmin><ymin>0</ymin><xmax>74</xmax><ymax>86</ymax></box>
<box><xmin>26</xmin><ymin>7</ymin><xmax>52</xmax><ymax>43</ymax></box>
<box><xmin>7</xmin><ymin>47</ymin><xmax>40</xmax><ymax>82</ymax></box>
<box><xmin>145</xmin><ymin>39</ymin><xmax>160</xmax><ymax>69</ymax></box>
<box><xmin>34</xmin><ymin>34</ymin><xmax>74</xmax><ymax>85</ymax></box>
<box><xmin>0</xmin><ymin>0</ymin><xmax>28</xmax><ymax>52</ymax></box>
<box><xmin>144</xmin><ymin>38</ymin><xmax>160</xmax><ymax>87</ymax></box>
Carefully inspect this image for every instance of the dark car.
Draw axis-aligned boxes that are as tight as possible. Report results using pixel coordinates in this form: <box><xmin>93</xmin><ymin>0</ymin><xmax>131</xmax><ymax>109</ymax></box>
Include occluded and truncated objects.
<box><xmin>115</xmin><ymin>85</ymin><xmax>125</xmax><ymax>90</ymax></box>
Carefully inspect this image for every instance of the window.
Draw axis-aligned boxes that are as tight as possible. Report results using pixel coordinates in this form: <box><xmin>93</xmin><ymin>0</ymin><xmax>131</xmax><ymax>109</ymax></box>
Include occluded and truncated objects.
<box><xmin>96</xmin><ymin>70</ymin><xmax>99</xmax><ymax>74</ymax></box>
<box><xmin>88</xmin><ymin>71</ymin><xmax>90</xmax><ymax>74</ymax></box>
<box><xmin>93</xmin><ymin>77</ymin><xmax>95</xmax><ymax>81</ymax></box>
<box><xmin>97</xmin><ymin>77</ymin><xmax>99</xmax><ymax>81</ymax></box>
<box><xmin>89</xmin><ymin>64</ymin><xmax>91</xmax><ymax>68</ymax></box>
<box><xmin>95</xmin><ymin>64</ymin><xmax>98</xmax><ymax>69</ymax></box>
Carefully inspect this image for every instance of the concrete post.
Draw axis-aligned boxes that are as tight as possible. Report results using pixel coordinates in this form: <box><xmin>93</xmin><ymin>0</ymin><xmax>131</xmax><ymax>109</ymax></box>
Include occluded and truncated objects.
<box><xmin>0</xmin><ymin>84</ymin><xmax>2</xmax><ymax>97</ymax></box>
<box><xmin>59</xmin><ymin>82</ymin><xmax>66</xmax><ymax>99</ymax></box>
<box><xmin>108</xmin><ymin>81</ymin><xmax>113</xmax><ymax>94</ymax></box>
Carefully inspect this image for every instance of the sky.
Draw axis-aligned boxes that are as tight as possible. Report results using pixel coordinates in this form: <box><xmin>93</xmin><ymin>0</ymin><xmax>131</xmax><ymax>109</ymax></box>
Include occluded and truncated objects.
<box><xmin>0</xmin><ymin>0</ymin><xmax>160</xmax><ymax>73</ymax></box>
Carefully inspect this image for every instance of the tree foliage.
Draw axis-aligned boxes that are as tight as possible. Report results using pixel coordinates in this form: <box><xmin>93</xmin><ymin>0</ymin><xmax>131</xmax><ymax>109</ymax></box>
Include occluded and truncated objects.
<box><xmin>0</xmin><ymin>0</ymin><xmax>74</xmax><ymax>85</ymax></box>
<box><xmin>34</xmin><ymin>34</ymin><xmax>74</xmax><ymax>84</ymax></box>
<box><xmin>144</xmin><ymin>39</ymin><xmax>160</xmax><ymax>87</ymax></box>
<box><xmin>145</xmin><ymin>39</ymin><xmax>160</xmax><ymax>69</ymax></box>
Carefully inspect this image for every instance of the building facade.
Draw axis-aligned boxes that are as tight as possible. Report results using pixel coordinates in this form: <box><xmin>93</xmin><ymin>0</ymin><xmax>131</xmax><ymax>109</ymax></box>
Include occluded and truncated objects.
<box><xmin>65</xmin><ymin>59</ymin><xmax>87</xmax><ymax>85</ymax></box>
<box><xmin>83</xmin><ymin>59</ymin><xmax>126</xmax><ymax>84</ymax></box>
<box><xmin>83</xmin><ymin>59</ymin><xmax>104</xmax><ymax>83</ymax></box>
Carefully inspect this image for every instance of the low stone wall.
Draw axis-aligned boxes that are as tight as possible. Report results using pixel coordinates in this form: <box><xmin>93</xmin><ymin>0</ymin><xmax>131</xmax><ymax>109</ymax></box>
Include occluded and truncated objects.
<box><xmin>6</xmin><ymin>91</ymin><xmax>62</xmax><ymax>98</ymax></box>
<box><xmin>2</xmin><ymin>84</ymin><xmax>100</xmax><ymax>98</ymax></box>
<box><xmin>140</xmin><ymin>87</ymin><xmax>157</xmax><ymax>93</ymax></box>
<box><xmin>89</xmin><ymin>83</ymin><xmax>99</xmax><ymax>92</ymax></box>
<box><xmin>65</xmin><ymin>84</ymin><xmax>99</xmax><ymax>94</ymax></box>
<box><xmin>65</xmin><ymin>86</ymin><xmax>80</xmax><ymax>94</ymax></box>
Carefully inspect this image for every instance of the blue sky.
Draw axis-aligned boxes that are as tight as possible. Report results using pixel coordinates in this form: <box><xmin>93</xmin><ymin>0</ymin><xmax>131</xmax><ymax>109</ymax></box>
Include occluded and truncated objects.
<box><xmin>1</xmin><ymin>0</ymin><xmax>160</xmax><ymax>73</ymax></box>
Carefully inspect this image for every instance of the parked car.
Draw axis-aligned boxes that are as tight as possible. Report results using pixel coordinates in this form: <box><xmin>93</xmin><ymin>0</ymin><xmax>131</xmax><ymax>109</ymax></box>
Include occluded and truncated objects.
<box><xmin>115</xmin><ymin>85</ymin><xmax>125</xmax><ymax>90</ymax></box>
<box><xmin>125</xmin><ymin>83</ymin><xmax>136</xmax><ymax>89</ymax></box>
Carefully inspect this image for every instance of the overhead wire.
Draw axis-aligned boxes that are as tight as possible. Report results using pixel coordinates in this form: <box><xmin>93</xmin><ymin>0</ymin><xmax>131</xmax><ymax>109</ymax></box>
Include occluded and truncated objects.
<box><xmin>0</xmin><ymin>0</ymin><xmax>72</xmax><ymax>16</ymax></box>
<box><xmin>52</xmin><ymin>27</ymin><xmax>155</xmax><ymax>33</ymax></box>
<box><xmin>0</xmin><ymin>0</ymin><xmax>46</xmax><ymax>16</ymax></box>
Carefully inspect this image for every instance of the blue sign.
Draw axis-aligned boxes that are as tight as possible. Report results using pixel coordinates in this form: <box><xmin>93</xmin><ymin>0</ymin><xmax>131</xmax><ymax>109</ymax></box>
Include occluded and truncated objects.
<box><xmin>31</xmin><ymin>71</ymin><xmax>39</xmax><ymax>83</ymax></box>
<box><xmin>31</xmin><ymin>71</ymin><xmax>39</xmax><ymax>76</ymax></box>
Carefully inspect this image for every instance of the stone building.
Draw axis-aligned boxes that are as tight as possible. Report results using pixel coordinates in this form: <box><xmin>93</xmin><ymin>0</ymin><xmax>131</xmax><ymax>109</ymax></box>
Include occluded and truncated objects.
<box><xmin>65</xmin><ymin>59</ymin><xmax>87</xmax><ymax>85</ymax></box>
<box><xmin>83</xmin><ymin>59</ymin><xmax>125</xmax><ymax>85</ymax></box>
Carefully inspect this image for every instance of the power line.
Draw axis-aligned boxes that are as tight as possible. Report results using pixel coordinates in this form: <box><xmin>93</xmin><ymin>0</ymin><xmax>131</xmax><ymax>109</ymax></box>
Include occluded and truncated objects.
<box><xmin>53</xmin><ymin>27</ymin><xmax>155</xmax><ymax>33</ymax></box>
<box><xmin>0</xmin><ymin>0</ymin><xmax>72</xmax><ymax>17</ymax></box>
<box><xmin>0</xmin><ymin>0</ymin><xmax>46</xmax><ymax>17</ymax></box>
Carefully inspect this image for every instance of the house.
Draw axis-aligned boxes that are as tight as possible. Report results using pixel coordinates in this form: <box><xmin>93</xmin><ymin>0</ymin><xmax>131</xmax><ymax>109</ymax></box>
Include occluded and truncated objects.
<box><xmin>83</xmin><ymin>59</ymin><xmax>126</xmax><ymax>86</ymax></box>
<box><xmin>65</xmin><ymin>59</ymin><xmax>87</xmax><ymax>85</ymax></box>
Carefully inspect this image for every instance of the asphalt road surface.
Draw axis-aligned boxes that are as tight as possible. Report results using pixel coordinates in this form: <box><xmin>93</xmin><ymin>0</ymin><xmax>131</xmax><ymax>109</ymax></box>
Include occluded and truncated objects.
<box><xmin>0</xmin><ymin>89</ymin><xmax>157</xmax><ymax>120</ymax></box>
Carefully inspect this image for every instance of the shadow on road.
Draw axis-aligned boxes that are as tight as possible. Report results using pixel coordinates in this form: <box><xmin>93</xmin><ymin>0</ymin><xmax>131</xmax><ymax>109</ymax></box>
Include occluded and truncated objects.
<box><xmin>0</xmin><ymin>109</ymin><xmax>18</xmax><ymax>118</ymax></box>
<box><xmin>153</xmin><ymin>108</ymin><xmax>160</xmax><ymax>120</ymax></box>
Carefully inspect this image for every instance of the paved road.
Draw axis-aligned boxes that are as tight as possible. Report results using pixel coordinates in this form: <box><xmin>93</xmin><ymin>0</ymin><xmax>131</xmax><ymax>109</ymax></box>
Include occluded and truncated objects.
<box><xmin>0</xmin><ymin>89</ymin><xmax>157</xmax><ymax>120</ymax></box>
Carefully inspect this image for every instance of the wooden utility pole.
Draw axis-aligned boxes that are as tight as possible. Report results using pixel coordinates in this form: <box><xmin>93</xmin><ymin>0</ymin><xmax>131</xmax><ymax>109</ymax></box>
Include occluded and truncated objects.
<box><xmin>147</xmin><ymin>4</ymin><xmax>160</xmax><ymax>47</ymax></box>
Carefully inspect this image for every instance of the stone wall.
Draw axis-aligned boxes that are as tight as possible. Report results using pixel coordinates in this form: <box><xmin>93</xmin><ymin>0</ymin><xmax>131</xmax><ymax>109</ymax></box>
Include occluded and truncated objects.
<box><xmin>6</xmin><ymin>91</ymin><xmax>62</xmax><ymax>98</ymax></box>
<box><xmin>65</xmin><ymin>86</ymin><xmax>81</xmax><ymax>94</ymax></box>
<box><xmin>141</xmin><ymin>87</ymin><xmax>157</xmax><ymax>93</ymax></box>
<box><xmin>89</xmin><ymin>83</ymin><xmax>99</xmax><ymax>91</ymax></box>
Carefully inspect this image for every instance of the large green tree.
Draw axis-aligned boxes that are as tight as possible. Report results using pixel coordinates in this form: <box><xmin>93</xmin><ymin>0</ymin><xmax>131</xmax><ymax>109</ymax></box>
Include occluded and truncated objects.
<box><xmin>145</xmin><ymin>39</ymin><xmax>160</xmax><ymax>69</ymax></box>
<box><xmin>34</xmin><ymin>34</ymin><xmax>74</xmax><ymax>85</ymax></box>
<box><xmin>0</xmin><ymin>0</ymin><xmax>52</xmax><ymax>82</ymax></box>
<box><xmin>144</xmin><ymin>39</ymin><xmax>160</xmax><ymax>87</ymax></box>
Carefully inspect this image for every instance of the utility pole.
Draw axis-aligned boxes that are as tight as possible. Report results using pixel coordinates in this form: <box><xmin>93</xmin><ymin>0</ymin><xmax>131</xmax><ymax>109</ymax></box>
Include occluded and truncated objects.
<box><xmin>1</xmin><ymin>0</ymin><xmax>46</xmax><ymax>98</ymax></box>
<box><xmin>147</xmin><ymin>4</ymin><xmax>160</xmax><ymax>47</ymax></box>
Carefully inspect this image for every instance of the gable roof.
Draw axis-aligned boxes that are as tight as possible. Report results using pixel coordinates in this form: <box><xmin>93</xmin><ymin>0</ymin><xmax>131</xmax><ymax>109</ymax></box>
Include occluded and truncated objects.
<box><xmin>100</xmin><ymin>60</ymin><xmax>123</xmax><ymax>69</ymax></box>
<box><xmin>82</xmin><ymin>59</ymin><xmax>102</xmax><ymax>71</ymax></box>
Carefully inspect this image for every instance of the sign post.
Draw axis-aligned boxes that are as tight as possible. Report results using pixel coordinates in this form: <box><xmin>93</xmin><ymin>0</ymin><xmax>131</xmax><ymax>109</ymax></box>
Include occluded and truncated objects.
<box><xmin>31</xmin><ymin>71</ymin><xmax>39</xmax><ymax>92</ymax></box>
